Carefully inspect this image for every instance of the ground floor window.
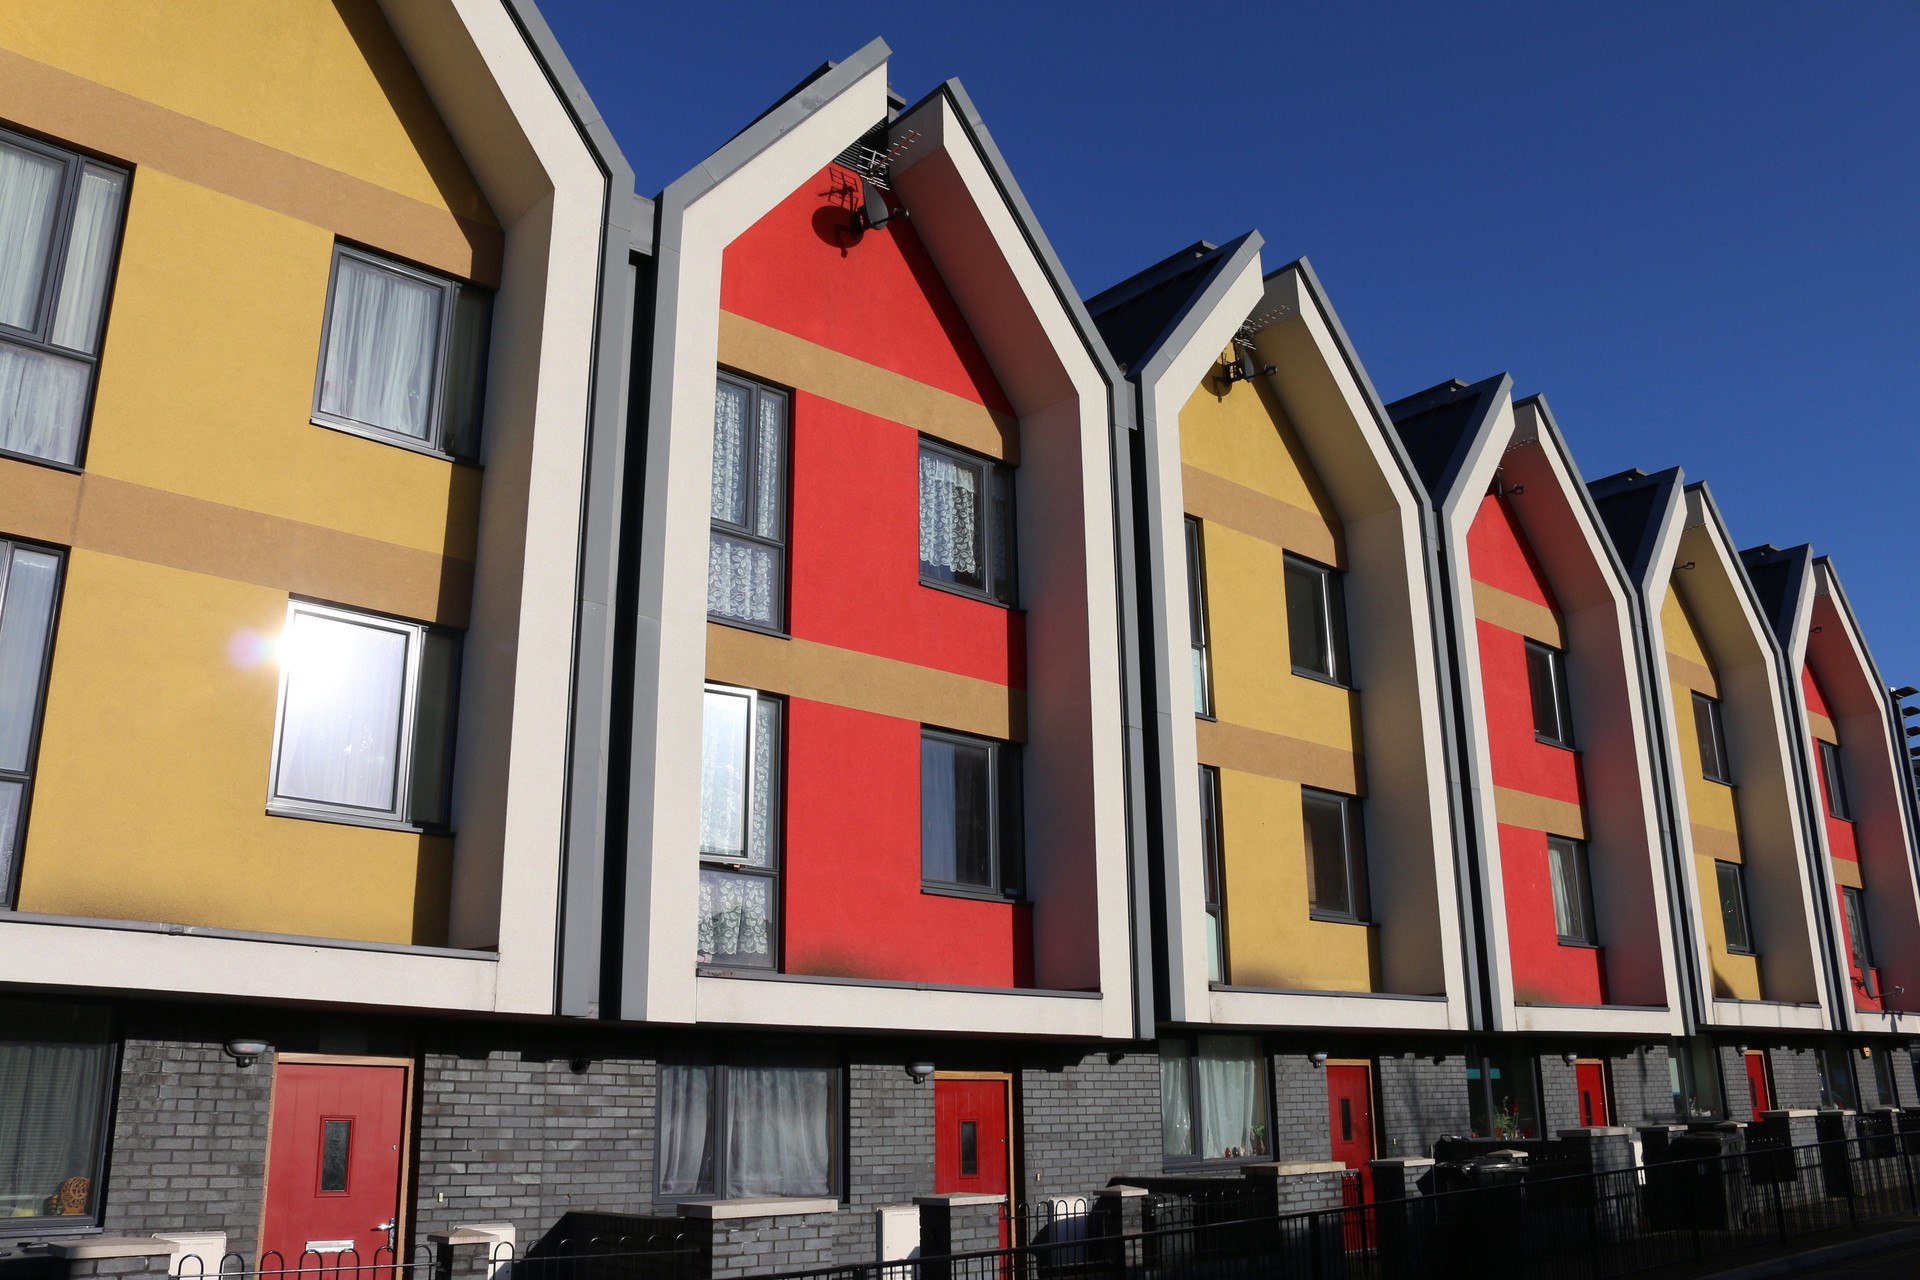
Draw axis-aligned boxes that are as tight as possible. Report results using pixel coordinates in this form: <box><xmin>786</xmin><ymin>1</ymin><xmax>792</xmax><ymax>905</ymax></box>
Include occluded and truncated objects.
<box><xmin>1667</xmin><ymin>1038</ymin><xmax>1724</xmax><ymax>1120</ymax></box>
<box><xmin>1160</xmin><ymin>1035</ymin><xmax>1269</xmax><ymax>1161</ymax></box>
<box><xmin>1818</xmin><ymin>1046</ymin><xmax>1860</xmax><ymax>1111</ymax></box>
<box><xmin>657</xmin><ymin>1050</ymin><xmax>837</xmax><ymax>1200</ymax></box>
<box><xmin>1466</xmin><ymin>1045</ymin><xmax>1541</xmax><ymax>1139</ymax></box>
<box><xmin>0</xmin><ymin>1001</ymin><xmax>114</xmax><ymax>1227</ymax></box>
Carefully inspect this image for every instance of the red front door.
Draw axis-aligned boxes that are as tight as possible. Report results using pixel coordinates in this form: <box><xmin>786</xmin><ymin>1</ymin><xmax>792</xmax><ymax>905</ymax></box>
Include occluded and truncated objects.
<box><xmin>1327</xmin><ymin>1064</ymin><xmax>1376</xmax><ymax>1252</ymax></box>
<box><xmin>1575</xmin><ymin>1061</ymin><xmax>1610</xmax><ymax>1127</ymax></box>
<box><xmin>261</xmin><ymin>1062</ymin><xmax>408</xmax><ymax>1269</ymax></box>
<box><xmin>1745</xmin><ymin>1051</ymin><xmax>1772</xmax><ymax>1121</ymax></box>
<box><xmin>935</xmin><ymin>1077</ymin><xmax>1010</xmax><ymax>1199</ymax></box>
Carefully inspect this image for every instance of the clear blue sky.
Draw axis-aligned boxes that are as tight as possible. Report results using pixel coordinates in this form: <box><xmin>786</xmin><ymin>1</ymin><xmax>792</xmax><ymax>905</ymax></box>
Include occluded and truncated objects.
<box><xmin>543</xmin><ymin>1</ymin><xmax>1920</xmax><ymax>690</ymax></box>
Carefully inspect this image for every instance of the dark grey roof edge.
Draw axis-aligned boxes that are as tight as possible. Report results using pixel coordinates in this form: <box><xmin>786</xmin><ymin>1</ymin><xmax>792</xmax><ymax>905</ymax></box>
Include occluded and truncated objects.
<box><xmin>1739</xmin><ymin>541</ymin><xmax>1816</xmax><ymax>652</ymax></box>
<box><xmin>1130</xmin><ymin>232</ymin><xmax>1264</xmax><ymax>384</ymax></box>
<box><xmin>1396</xmin><ymin>372</ymin><xmax>1513</xmax><ymax>511</ymax></box>
<box><xmin>1513</xmin><ymin>394</ymin><xmax>1641</xmax><ymax>595</ymax></box>
<box><xmin>502</xmin><ymin>0</ymin><xmax>644</xmax><ymax>231</ymax></box>
<box><xmin>1588</xmin><ymin>464</ymin><xmax>1686</xmax><ymax>591</ymax></box>
<box><xmin>1086</xmin><ymin>239</ymin><xmax>1224</xmax><ymax>316</ymax></box>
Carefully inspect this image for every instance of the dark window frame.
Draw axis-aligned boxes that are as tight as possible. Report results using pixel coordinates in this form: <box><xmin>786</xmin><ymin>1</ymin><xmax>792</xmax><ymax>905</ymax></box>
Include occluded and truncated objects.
<box><xmin>1186</xmin><ymin>516</ymin><xmax>1213</xmax><ymax>719</ymax></box>
<box><xmin>1547</xmin><ymin>835</ymin><xmax>1598</xmax><ymax>946</ymax></box>
<box><xmin>653</xmin><ymin>1046</ymin><xmax>843</xmax><ymax>1204</ymax></box>
<box><xmin>1526</xmin><ymin>639</ymin><xmax>1576</xmax><ymax>749</ymax></box>
<box><xmin>0</xmin><ymin>125</ymin><xmax>130</xmax><ymax>473</ymax></box>
<box><xmin>0</xmin><ymin>537</ymin><xmax>66</xmax><ymax>909</ymax></box>
<box><xmin>1694</xmin><ymin>691</ymin><xmax>1733</xmax><ymax>785</ymax></box>
<box><xmin>0</xmin><ymin>998</ymin><xmax>118</xmax><ymax>1234</ymax></box>
<box><xmin>1818</xmin><ymin>739</ymin><xmax>1853</xmax><ymax>822</ymax></box>
<box><xmin>696</xmin><ymin>682</ymin><xmax>784</xmax><ymax>972</ymax></box>
<box><xmin>1842</xmin><ymin>884</ymin><xmax>1874</xmax><ymax>975</ymax></box>
<box><xmin>919</xmin><ymin>726</ymin><xmax>1023</xmax><ymax>901</ymax></box>
<box><xmin>1466</xmin><ymin>1044</ymin><xmax>1543</xmax><ymax>1140</ymax></box>
<box><xmin>917</xmin><ymin>437</ymin><xmax>1016</xmax><ymax>607</ymax></box>
<box><xmin>1284</xmin><ymin>553</ymin><xmax>1351</xmax><ymax>686</ymax></box>
<box><xmin>1198</xmin><ymin>764</ymin><xmax>1227</xmax><ymax>983</ymax></box>
<box><xmin>310</xmin><ymin>243</ymin><xmax>491</xmax><ymax>464</ymax></box>
<box><xmin>707</xmin><ymin>370</ymin><xmax>791</xmax><ymax>634</ymax></box>
<box><xmin>1159</xmin><ymin>1034</ymin><xmax>1272</xmax><ymax>1165</ymax></box>
<box><xmin>1717</xmin><ymin>859</ymin><xmax>1755</xmax><ymax>956</ymax></box>
<box><xmin>1303</xmin><ymin>787</ymin><xmax>1369</xmax><ymax>924</ymax></box>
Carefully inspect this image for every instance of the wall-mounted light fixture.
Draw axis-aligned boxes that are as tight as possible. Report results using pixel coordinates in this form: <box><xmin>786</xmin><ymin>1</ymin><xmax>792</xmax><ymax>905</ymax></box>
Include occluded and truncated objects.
<box><xmin>1678</xmin><ymin>561</ymin><xmax>1697</xmax><ymax>572</ymax></box>
<box><xmin>907</xmin><ymin>1062</ymin><xmax>936</xmax><ymax>1085</ymax></box>
<box><xmin>1561</xmin><ymin>1052</ymin><xmax>1579</xmax><ymax>1066</ymax></box>
<box><xmin>1735</xmin><ymin>1045</ymin><xmax>1750</xmax><ymax>1056</ymax></box>
<box><xmin>1308</xmin><ymin>1051</ymin><xmax>1329</xmax><ymax>1069</ymax></box>
<box><xmin>1430</xmin><ymin>1053</ymin><xmax>1447</xmax><ymax>1066</ymax></box>
<box><xmin>222</xmin><ymin>1039</ymin><xmax>271</xmax><ymax>1069</ymax></box>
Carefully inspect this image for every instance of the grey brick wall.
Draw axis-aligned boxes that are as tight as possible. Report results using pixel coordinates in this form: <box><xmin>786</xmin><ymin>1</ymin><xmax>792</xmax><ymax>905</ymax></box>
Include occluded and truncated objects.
<box><xmin>1718</xmin><ymin>1045</ymin><xmax>1753</xmax><ymax>1120</ymax></box>
<box><xmin>1768</xmin><ymin>1046</ymin><xmax>1822</xmax><ymax>1110</ymax></box>
<box><xmin>1268</xmin><ymin>1053</ymin><xmax>1330</xmax><ymax>1164</ymax></box>
<box><xmin>1018</xmin><ymin>1047</ymin><xmax>1159</xmax><ymax>1197</ymax></box>
<box><xmin>694</xmin><ymin>1210</ymin><xmax>841</xmax><ymax>1279</ymax></box>
<box><xmin>1893</xmin><ymin>1048</ymin><xmax>1920</xmax><ymax>1108</ymax></box>
<box><xmin>828</xmin><ymin>1057</ymin><xmax>935</xmax><ymax>1264</ymax></box>
<box><xmin>102</xmin><ymin>1038</ymin><xmax>271</xmax><ymax>1257</ymax></box>
<box><xmin>412</xmin><ymin>1048</ymin><xmax>655</xmax><ymax>1244</ymax></box>
<box><xmin>1376</xmin><ymin>1053</ymin><xmax>1468</xmax><ymax>1158</ymax></box>
<box><xmin>1607</xmin><ymin>1044</ymin><xmax>1671</xmax><ymax>1126</ymax></box>
<box><xmin>1539</xmin><ymin>1056</ymin><xmax>1577</xmax><ymax>1131</ymax></box>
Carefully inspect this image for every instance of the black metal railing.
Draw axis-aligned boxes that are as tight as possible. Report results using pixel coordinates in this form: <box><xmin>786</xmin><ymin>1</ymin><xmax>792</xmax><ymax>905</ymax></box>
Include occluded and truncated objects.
<box><xmin>167</xmin><ymin>1229</ymin><xmax>700</xmax><ymax>1280</ymax></box>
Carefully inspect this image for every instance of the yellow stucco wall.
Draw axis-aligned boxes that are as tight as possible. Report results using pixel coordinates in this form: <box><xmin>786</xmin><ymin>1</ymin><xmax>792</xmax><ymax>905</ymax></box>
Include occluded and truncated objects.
<box><xmin>1182</xmin><ymin>371</ymin><xmax>1371</xmax><ymax>991</ymax></box>
<box><xmin>3</xmin><ymin>1</ymin><xmax>490</xmax><ymax>943</ymax></box>
<box><xmin>1664</xmin><ymin>587</ymin><xmax>1761</xmax><ymax>1000</ymax></box>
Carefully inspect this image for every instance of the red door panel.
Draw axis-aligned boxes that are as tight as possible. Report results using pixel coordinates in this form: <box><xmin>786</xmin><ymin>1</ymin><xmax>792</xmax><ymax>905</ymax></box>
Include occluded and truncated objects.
<box><xmin>1575</xmin><ymin>1061</ymin><xmax>1610</xmax><ymax>1128</ymax></box>
<box><xmin>1327</xmin><ymin>1065</ymin><xmax>1376</xmax><ymax>1252</ymax></box>
<box><xmin>261</xmin><ymin>1063</ymin><xmax>407</xmax><ymax>1269</ymax></box>
<box><xmin>1746</xmin><ymin>1051</ymin><xmax>1772</xmax><ymax>1121</ymax></box>
<box><xmin>934</xmin><ymin>1078</ymin><xmax>1009</xmax><ymax>1197</ymax></box>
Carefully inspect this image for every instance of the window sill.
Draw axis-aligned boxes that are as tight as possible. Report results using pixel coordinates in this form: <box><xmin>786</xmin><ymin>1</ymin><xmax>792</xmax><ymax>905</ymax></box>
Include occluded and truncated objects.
<box><xmin>1290</xmin><ymin>667</ymin><xmax>1356</xmax><ymax>693</ymax></box>
<box><xmin>1534</xmin><ymin>734</ymin><xmax>1578</xmax><ymax>752</ymax></box>
<box><xmin>1163</xmin><ymin>1154</ymin><xmax>1273</xmax><ymax>1172</ymax></box>
<box><xmin>921</xmin><ymin>882</ymin><xmax>1022</xmax><ymax>905</ymax></box>
<box><xmin>919</xmin><ymin>577</ymin><xmax>1020</xmax><ymax>611</ymax></box>
<box><xmin>0</xmin><ymin>446</ymin><xmax>83</xmax><ymax>474</ymax></box>
<box><xmin>310</xmin><ymin>415</ymin><xmax>478</xmax><ymax>468</ymax></box>
<box><xmin>1308</xmin><ymin>912</ymin><xmax>1374</xmax><ymax>927</ymax></box>
<box><xmin>1724</xmin><ymin>947</ymin><xmax>1760</xmax><ymax>959</ymax></box>
<box><xmin>1704</xmin><ymin>776</ymin><xmax>1737</xmax><ymax>789</ymax></box>
<box><xmin>674</xmin><ymin>1197</ymin><xmax>839</xmax><ymax>1220</ymax></box>
<box><xmin>707</xmin><ymin>613</ymin><xmax>791</xmax><ymax>640</ymax></box>
<box><xmin>265</xmin><ymin>802</ymin><xmax>445</xmax><ymax>836</ymax></box>
<box><xmin>1555</xmin><ymin>938</ymin><xmax>1603</xmax><ymax>950</ymax></box>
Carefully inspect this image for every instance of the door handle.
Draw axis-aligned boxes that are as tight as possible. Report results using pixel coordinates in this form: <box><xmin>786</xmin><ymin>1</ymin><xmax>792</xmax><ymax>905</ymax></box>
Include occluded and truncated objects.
<box><xmin>375</xmin><ymin>1222</ymin><xmax>395</xmax><ymax>1232</ymax></box>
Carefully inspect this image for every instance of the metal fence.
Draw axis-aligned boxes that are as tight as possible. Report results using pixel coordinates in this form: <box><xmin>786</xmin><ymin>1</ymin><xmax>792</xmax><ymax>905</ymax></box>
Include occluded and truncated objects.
<box><xmin>167</xmin><ymin>1227</ymin><xmax>701</xmax><ymax>1280</ymax></box>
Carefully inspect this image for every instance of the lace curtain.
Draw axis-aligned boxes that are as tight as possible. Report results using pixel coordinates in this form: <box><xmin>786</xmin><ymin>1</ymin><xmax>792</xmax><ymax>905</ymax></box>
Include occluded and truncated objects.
<box><xmin>708</xmin><ymin>382</ymin><xmax>783</xmax><ymax>626</ymax></box>
<box><xmin>274</xmin><ymin>612</ymin><xmax>407</xmax><ymax>811</ymax></box>
<box><xmin>696</xmin><ymin>870</ymin><xmax>772</xmax><ymax>966</ymax></box>
<box><xmin>318</xmin><ymin>256</ymin><xmax>441</xmax><ymax>439</ymax></box>
<box><xmin>919</xmin><ymin>451</ymin><xmax>981</xmax><ymax>584</ymax></box>
<box><xmin>707</xmin><ymin>535</ymin><xmax>778</xmax><ymax>628</ymax></box>
<box><xmin>1196</xmin><ymin>1036</ymin><xmax>1265</xmax><ymax>1158</ymax></box>
<box><xmin>0</xmin><ymin>1038</ymin><xmax>109</xmax><ymax>1210</ymax></box>
<box><xmin>0</xmin><ymin>141</ymin><xmax>61</xmax><ymax>329</ymax></box>
<box><xmin>0</xmin><ymin>546</ymin><xmax>59</xmax><ymax>771</ymax></box>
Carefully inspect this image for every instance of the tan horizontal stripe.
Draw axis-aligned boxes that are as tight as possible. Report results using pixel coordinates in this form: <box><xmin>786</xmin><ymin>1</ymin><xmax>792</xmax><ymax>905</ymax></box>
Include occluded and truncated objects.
<box><xmin>718</xmin><ymin>311</ymin><xmax>1018</xmax><ymax>464</ymax></box>
<box><xmin>0</xmin><ymin>459</ymin><xmax>470</xmax><ymax>626</ymax></box>
<box><xmin>1808</xmin><ymin>711</ymin><xmax>1838</xmax><ymax>744</ymax></box>
<box><xmin>1832</xmin><ymin>856</ymin><xmax>1863</xmax><ymax>890</ymax></box>
<box><xmin>1473</xmin><ymin>581</ymin><xmax>1564</xmax><ymax>647</ymax></box>
<box><xmin>0</xmin><ymin>48</ymin><xmax>501</xmax><ymax>286</ymax></box>
<box><xmin>705</xmin><ymin>622</ymin><xmax>1024</xmax><ymax>742</ymax></box>
<box><xmin>1195</xmin><ymin>717</ymin><xmax>1362</xmax><ymax>794</ymax></box>
<box><xmin>1690</xmin><ymin>821</ymin><xmax>1742</xmax><ymax>864</ymax></box>
<box><xmin>1493</xmin><ymin>786</ymin><xmax>1587</xmax><ymax>840</ymax></box>
<box><xmin>1666</xmin><ymin>653</ymin><xmax>1719</xmax><ymax>697</ymax></box>
<box><xmin>1182</xmin><ymin>465</ymin><xmax>1343</xmax><ymax>568</ymax></box>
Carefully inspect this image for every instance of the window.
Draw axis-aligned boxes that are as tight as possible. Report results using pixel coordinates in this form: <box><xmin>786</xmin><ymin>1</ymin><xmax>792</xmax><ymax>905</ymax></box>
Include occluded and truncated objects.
<box><xmin>1843</xmin><ymin>885</ymin><xmax>1874</xmax><ymax>975</ymax></box>
<box><xmin>312</xmin><ymin>245</ymin><xmax>489</xmax><ymax>460</ymax></box>
<box><xmin>0</xmin><ymin>540</ymin><xmax>61</xmax><ymax>905</ymax></box>
<box><xmin>1693</xmin><ymin>692</ymin><xmax>1732</xmax><ymax>784</ymax></box>
<box><xmin>1819</xmin><ymin>740</ymin><xmax>1852</xmax><ymax>821</ymax></box>
<box><xmin>1818</xmin><ymin>1047</ymin><xmax>1859</xmax><ymax>1111</ymax></box>
<box><xmin>1284</xmin><ymin>554</ymin><xmax>1349</xmax><ymax>684</ymax></box>
<box><xmin>1186</xmin><ymin>517</ymin><xmax>1212</xmax><ymax>717</ymax></box>
<box><xmin>919</xmin><ymin>439</ymin><xmax>1015</xmax><ymax>605</ymax></box>
<box><xmin>1716</xmin><ymin>860</ymin><xmax>1754</xmax><ymax>955</ymax></box>
<box><xmin>708</xmin><ymin>373</ymin><xmax>789</xmax><ymax>630</ymax></box>
<box><xmin>697</xmin><ymin>684</ymin><xmax>782</xmax><ymax>970</ymax></box>
<box><xmin>0</xmin><ymin>129</ymin><xmax>127</xmax><ymax>467</ymax></box>
<box><xmin>0</xmin><ymin>1000</ymin><xmax>114</xmax><ymax>1228</ymax></box>
<box><xmin>267</xmin><ymin>600</ymin><xmax>460</xmax><ymax>829</ymax></box>
<box><xmin>1160</xmin><ymin>1036</ymin><xmax>1269</xmax><ymax>1161</ymax></box>
<box><xmin>657</xmin><ymin>1050</ymin><xmax>838</xmax><ymax>1200</ymax></box>
<box><xmin>1303</xmin><ymin>788</ymin><xmax>1367</xmax><ymax>922</ymax></box>
<box><xmin>1548</xmin><ymin>836</ymin><xmax>1596</xmax><ymax>945</ymax></box>
<box><xmin>1527</xmin><ymin>640</ymin><xmax>1575</xmax><ymax>748</ymax></box>
<box><xmin>1466</xmin><ymin>1045</ymin><xmax>1541</xmax><ymax>1140</ymax></box>
<box><xmin>920</xmin><ymin>729</ymin><xmax>1022</xmax><ymax>897</ymax></box>
<box><xmin>1199</xmin><ymin>765</ymin><xmax>1226</xmax><ymax>984</ymax></box>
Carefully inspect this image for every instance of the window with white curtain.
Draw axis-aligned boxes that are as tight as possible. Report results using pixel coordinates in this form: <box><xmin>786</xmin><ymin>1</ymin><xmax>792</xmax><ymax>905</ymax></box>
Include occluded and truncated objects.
<box><xmin>0</xmin><ymin>128</ymin><xmax>128</xmax><ymax>468</ymax></box>
<box><xmin>708</xmin><ymin>372</ymin><xmax>789</xmax><ymax>631</ymax></box>
<box><xmin>1160</xmin><ymin>1036</ymin><xmax>1269</xmax><ymax>1161</ymax></box>
<box><xmin>657</xmin><ymin>1050</ymin><xmax>838</xmax><ymax>1201</ymax></box>
<box><xmin>267</xmin><ymin>600</ymin><xmax>460</xmax><ymax>830</ymax></box>
<box><xmin>0</xmin><ymin>539</ymin><xmax>63</xmax><ymax>907</ymax></box>
<box><xmin>0</xmin><ymin>1000</ymin><xmax>114</xmax><ymax>1227</ymax></box>
<box><xmin>919</xmin><ymin>439</ymin><xmax>1015</xmax><ymax>605</ymax></box>
<box><xmin>312</xmin><ymin>245</ymin><xmax>490</xmax><ymax>460</ymax></box>
<box><xmin>1547</xmin><ymin>835</ymin><xmax>1596</xmax><ymax>945</ymax></box>
<box><xmin>698</xmin><ymin>683</ymin><xmax>782</xmax><ymax>969</ymax></box>
<box><xmin>921</xmin><ymin>728</ymin><xmax>1022</xmax><ymax>898</ymax></box>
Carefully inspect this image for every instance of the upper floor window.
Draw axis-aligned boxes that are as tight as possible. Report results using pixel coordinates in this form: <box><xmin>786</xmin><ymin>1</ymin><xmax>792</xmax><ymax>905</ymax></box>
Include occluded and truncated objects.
<box><xmin>1186</xmin><ymin>517</ymin><xmax>1213</xmax><ymax>717</ymax></box>
<box><xmin>1527</xmin><ymin>640</ymin><xmax>1575</xmax><ymax>748</ymax></box>
<box><xmin>698</xmin><ymin>683</ymin><xmax>782</xmax><ymax>970</ymax></box>
<box><xmin>1818</xmin><ymin>740</ymin><xmax>1852</xmax><ymax>821</ymax></box>
<box><xmin>268</xmin><ymin>600</ymin><xmax>460</xmax><ymax>831</ymax></box>
<box><xmin>1199</xmin><ymin>764</ymin><xmax>1226</xmax><ymax>983</ymax></box>
<box><xmin>1303</xmin><ymin>787</ymin><xmax>1367</xmax><ymax>922</ymax></box>
<box><xmin>708</xmin><ymin>373</ymin><xmax>788</xmax><ymax>631</ymax></box>
<box><xmin>1693</xmin><ymin>692</ymin><xmax>1732</xmax><ymax>784</ymax></box>
<box><xmin>1548</xmin><ymin>836</ymin><xmax>1596</xmax><ymax>945</ymax></box>
<box><xmin>0</xmin><ymin>128</ymin><xmax>128</xmax><ymax>468</ymax></box>
<box><xmin>921</xmin><ymin>728</ymin><xmax>1021</xmax><ymax>899</ymax></box>
<box><xmin>1842</xmin><ymin>885</ymin><xmax>1874</xmax><ymax>975</ymax></box>
<box><xmin>657</xmin><ymin>1049</ymin><xmax>838</xmax><ymax>1201</ymax></box>
<box><xmin>0</xmin><ymin>539</ymin><xmax>62</xmax><ymax>906</ymax></box>
<box><xmin>1716</xmin><ymin>859</ymin><xmax>1754</xmax><ymax>955</ymax></box>
<box><xmin>1284</xmin><ymin>553</ymin><xmax>1349</xmax><ymax>685</ymax></box>
<box><xmin>1160</xmin><ymin>1035</ymin><xmax>1269</xmax><ymax>1162</ymax></box>
<box><xmin>312</xmin><ymin>246</ymin><xmax>489</xmax><ymax>461</ymax></box>
<box><xmin>919</xmin><ymin>440</ymin><xmax>1015</xmax><ymax>605</ymax></box>
<box><xmin>0</xmin><ymin>1000</ymin><xmax>114</xmax><ymax>1229</ymax></box>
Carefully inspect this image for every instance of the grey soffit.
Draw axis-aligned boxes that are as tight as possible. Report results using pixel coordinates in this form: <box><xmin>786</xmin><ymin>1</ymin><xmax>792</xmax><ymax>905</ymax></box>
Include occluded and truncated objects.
<box><xmin>1384</xmin><ymin>373</ymin><xmax>1511</xmax><ymax>504</ymax></box>
<box><xmin>1740</xmin><ymin>542</ymin><xmax>1815</xmax><ymax>649</ymax></box>
<box><xmin>1085</xmin><ymin>241</ymin><xmax>1229</xmax><ymax>373</ymax></box>
<box><xmin>1589</xmin><ymin>465</ymin><xmax>1685</xmax><ymax>590</ymax></box>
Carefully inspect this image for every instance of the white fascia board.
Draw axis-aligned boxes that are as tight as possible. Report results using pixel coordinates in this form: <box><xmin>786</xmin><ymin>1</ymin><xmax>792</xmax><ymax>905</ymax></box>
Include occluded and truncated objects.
<box><xmin>376</xmin><ymin>0</ymin><xmax>613</xmax><ymax>1013</ymax></box>
<box><xmin>624</xmin><ymin>53</ymin><xmax>891</xmax><ymax>1024</ymax></box>
<box><xmin>1706</xmin><ymin>999</ymin><xmax>1828</xmax><ymax>1032</ymax></box>
<box><xmin>1509</xmin><ymin>1004</ymin><xmax>1679</xmax><ymax>1036</ymax></box>
<box><xmin>0</xmin><ymin>919</ymin><xmax>498</xmax><ymax>1011</ymax></box>
<box><xmin>693</xmin><ymin>976</ymin><xmax>1107</xmax><ymax>1038</ymax></box>
<box><xmin>1133</xmin><ymin>247</ymin><xmax>1266</xmax><ymax>1025</ymax></box>
<box><xmin>1205</xmin><ymin>988</ymin><xmax>1457</xmax><ymax>1033</ymax></box>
